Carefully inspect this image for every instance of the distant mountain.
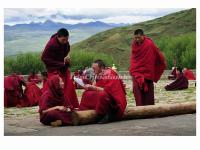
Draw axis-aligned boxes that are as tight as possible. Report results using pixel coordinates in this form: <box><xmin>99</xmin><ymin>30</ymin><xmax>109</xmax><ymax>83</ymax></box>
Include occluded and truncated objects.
<box><xmin>5</xmin><ymin>20</ymin><xmax>126</xmax><ymax>56</ymax></box>
<box><xmin>4</xmin><ymin>20</ymin><xmax>121</xmax><ymax>30</ymax></box>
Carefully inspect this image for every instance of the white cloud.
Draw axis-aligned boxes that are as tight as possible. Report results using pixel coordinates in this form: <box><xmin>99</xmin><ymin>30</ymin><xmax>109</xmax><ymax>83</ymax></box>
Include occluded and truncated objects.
<box><xmin>99</xmin><ymin>15</ymin><xmax>155</xmax><ymax>24</ymax></box>
<box><xmin>4</xmin><ymin>8</ymin><xmax>188</xmax><ymax>25</ymax></box>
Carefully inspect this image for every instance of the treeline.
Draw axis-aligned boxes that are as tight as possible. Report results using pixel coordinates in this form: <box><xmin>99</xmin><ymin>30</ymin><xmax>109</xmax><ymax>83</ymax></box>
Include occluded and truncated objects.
<box><xmin>155</xmin><ymin>32</ymin><xmax>196</xmax><ymax>69</ymax></box>
<box><xmin>4</xmin><ymin>51</ymin><xmax>114</xmax><ymax>75</ymax></box>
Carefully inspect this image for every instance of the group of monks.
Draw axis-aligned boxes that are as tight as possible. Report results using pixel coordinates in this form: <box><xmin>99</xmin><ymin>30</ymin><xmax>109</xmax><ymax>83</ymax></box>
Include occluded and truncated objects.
<box><xmin>4</xmin><ymin>71</ymin><xmax>48</xmax><ymax>107</ymax></box>
<box><xmin>4</xmin><ymin>28</ymin><xmax>195</xmax><ymax>126</ymax></box>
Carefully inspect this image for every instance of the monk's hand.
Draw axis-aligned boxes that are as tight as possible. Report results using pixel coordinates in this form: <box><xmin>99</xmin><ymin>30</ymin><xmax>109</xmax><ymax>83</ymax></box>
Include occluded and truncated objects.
<box><xmin>64</xmin><ymin>55</ymin><xmax>71</xmax><ymax>64</ymax></box>
<box><xmin>83</xmin><ymin>84</ymin><xmax>97</xmax><ymax>91</ymax></box>
<box><xmin>83</xmin><ymin>84</ymin><xmax>92</xmax><ymax>90</ymax></box>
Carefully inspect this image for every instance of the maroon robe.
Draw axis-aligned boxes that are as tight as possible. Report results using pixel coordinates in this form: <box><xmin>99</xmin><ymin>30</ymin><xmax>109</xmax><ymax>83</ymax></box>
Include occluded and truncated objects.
<box><xmin>41</xmin><ymin>33</ymin><xmax>79</xmax><ymax>109</ymax></box>
<box><xmin>4</xmin><ymin>74</ymin><xmax>26</xmax><ymax>107</ymax></box>
<box><xmin>165</xmin><ymin>73</ymin><xmax>188</xmax><ymax>91</ymax></box>
<box><xmin>184</xmin><ymin>69</ymin><xmax>196</xmax><ymax>80</ymax></box>
<box><xmin>22</xmin><ymin>82</ymin><xmax>42</xmax><ymax>107</ymax></box>
<box><xmin>79</xmin><ymin>68</ymin><xmax>127</xmax><ymax>120</ymax></box>
<box><xmin>39</xmin><ymin>75</ymin><xmax>72</xmax><ymax>126</ymax></box>
<box><xmin>129</xmin><ymin>36</ymin><xmax>166</xmax><ymax>106</ymax></box>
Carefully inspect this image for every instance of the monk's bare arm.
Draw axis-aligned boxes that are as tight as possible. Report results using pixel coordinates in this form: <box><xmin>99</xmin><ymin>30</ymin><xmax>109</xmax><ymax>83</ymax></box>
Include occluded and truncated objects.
<box><xmin>42</xmin><ymin>106</ymin><xmax>70</xmax><ymax>114</ymax></box>
<box><xmin>42</xmin><ymin>106</ymin><xmax>59</xmax><ymax>114</ymax></box>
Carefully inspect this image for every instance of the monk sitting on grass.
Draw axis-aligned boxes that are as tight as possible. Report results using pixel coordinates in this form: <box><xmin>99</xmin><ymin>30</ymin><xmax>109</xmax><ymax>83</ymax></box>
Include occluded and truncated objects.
<box><xmin>165</xmin><ymin>67</ymin><xmax>188</xmax><ymax>91</ymax></box>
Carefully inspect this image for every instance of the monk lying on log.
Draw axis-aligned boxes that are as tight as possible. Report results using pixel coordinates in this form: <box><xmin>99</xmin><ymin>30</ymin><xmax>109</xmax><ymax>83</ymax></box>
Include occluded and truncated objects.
<box><xmin>72</xmin><ymin>101</ymin><xmax>196</xmax><ymax>126</ymax></box>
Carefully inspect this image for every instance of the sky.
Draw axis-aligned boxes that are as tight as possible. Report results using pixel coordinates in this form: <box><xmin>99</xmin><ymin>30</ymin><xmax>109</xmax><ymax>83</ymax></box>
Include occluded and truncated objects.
<box><xmin>4</xmin><ymin>8</ymin><xmax>187</xmax><ymax>25</ymax></box>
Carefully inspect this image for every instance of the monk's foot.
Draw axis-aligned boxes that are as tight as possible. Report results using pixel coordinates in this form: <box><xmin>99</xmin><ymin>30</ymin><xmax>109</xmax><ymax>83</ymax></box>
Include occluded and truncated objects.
<box><xmin>50</xmin><ymin>120</ymin><xmax>62</xmax><ymax>127</ymax></box>
<box><xmin>71</xmin><ymin>111</ymin><xmax>80</xmax><ymax>126</ymax></box>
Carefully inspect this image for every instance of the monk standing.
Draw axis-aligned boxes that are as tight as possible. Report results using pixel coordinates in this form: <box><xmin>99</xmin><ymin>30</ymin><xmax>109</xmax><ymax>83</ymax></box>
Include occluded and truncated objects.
<box><xmin>41</xmin><ymin>28</ymin><xmax>79</xmax><ymax>109</ymax></box>
<box><xmin>129</xmin><ymin>29</ymin><xmax>166</xmax><ymax>106</ymax></box>
<box><xmin>79</xmin><ymin>60</ymin><xmax>127</xmax><ymax>123</ymax></box>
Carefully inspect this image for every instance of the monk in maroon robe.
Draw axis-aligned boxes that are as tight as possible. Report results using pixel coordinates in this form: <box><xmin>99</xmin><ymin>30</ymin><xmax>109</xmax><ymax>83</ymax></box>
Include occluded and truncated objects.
<box><xmin>27</xmin><ymin>71</ymin><xmax>41</xmax><ymax>84</ymax></box>
<box><xmin>41</xmin><ymin>28</ymin><xmax>79</xmax><ymax>109</ymax></box>
<box><xmin>79</xmin><ymin>60</ymin><xmax>127</xmax><ymax>123</ymax></box>
<box><xmin>4</xmin><ymin>73</ymin><xmax>26</xmax><ymax>107</ymax></box>
<box><xmin>22</xmin><ymin>82</ymin><xmax>42</xmax><ymax>107</ymax></box>
<box><xmin>39</xmin><ymin>75</ymin><xmax>72</xmax><ymax>126</ymax></box>
<box><xmin>129</xmin><ymin>29</ymin><xmax>166</xmax><ymax>106</ymax></box>
<box><xmin>165</xmin><ymin>67</ymin><xmax>188</xmax><ymax>90</ymax></box>
<box><xmin>183</xmin><ymin>68</ymin><xmax>196</xmax><ymax>80</ymax></box>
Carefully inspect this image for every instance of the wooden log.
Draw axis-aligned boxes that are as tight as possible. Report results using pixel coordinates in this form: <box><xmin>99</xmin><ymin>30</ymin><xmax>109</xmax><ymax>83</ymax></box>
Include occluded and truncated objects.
<box><xmin>72</xmin><ymin>110</ymin><xmax>97</xmax><ymax>126</ymax></box>
<box><xmin>71</xmin><ymin>101</ymin><xmax>196</xmax><ymax>126</ymax></box>
<box><xmin>123</xmin><ymin>101</ymin><xmax>196</xmax><ymax>120</ymax></box>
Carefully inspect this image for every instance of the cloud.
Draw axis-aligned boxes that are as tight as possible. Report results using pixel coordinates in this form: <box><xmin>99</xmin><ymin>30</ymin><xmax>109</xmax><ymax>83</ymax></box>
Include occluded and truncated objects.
<box><xmin>4</xmin><ymin>8</ymin><xmax>187</xmax><ymax>25</ymax></box>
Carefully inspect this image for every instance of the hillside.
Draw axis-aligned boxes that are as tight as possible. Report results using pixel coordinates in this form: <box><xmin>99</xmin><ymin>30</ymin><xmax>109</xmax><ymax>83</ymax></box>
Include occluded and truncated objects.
<box><xmin>72</xmin><ymin>8</ymin><xmax>196</xmax><ymax>70</ymax></box>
